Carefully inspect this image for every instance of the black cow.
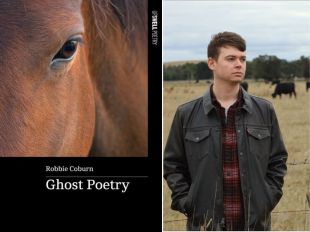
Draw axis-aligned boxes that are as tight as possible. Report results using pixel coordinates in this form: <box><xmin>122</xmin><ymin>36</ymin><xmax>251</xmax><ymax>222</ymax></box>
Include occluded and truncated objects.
<box><xmin>306</xmin><ymin>81</ymin><xmax>310</xmax><ymax>92</ymax></box>
<box><xmin>240</xmin><ymin>81</ymin><xmax>248</xmax><ymax>92</ymax></box>
<box><xmin>272</xmin><ymin>82</ymin><xmax>296</xmax><ymax>98</ymax></box>
<box><xmin>271</xmin><ymin>80</ymin><xmax>280</xmax><ymax>85</ymax></box>
<box><xmin>269</xmin><ymin>80</ymin><xmax>280</xmax><ymax>88</ymax></box>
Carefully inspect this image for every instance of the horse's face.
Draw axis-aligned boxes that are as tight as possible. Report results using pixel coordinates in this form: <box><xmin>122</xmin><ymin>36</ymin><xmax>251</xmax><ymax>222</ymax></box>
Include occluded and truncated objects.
<box><xmin>0</xmin><ymin>0</ymin><xmax>95</xmax><ymax>156</ymax></box>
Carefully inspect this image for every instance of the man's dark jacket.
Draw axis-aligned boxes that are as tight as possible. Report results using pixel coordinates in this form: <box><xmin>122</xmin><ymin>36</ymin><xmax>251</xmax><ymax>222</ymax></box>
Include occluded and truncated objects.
<box><xmin>164</xmin><ymin>87</ymin><xmax>288</xmax><ymax>231</ymax></box>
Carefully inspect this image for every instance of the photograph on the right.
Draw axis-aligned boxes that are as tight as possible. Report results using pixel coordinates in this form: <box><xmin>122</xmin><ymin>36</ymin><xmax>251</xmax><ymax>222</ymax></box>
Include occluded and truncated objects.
<box><xmin>163</xmin><ymin>1</ymin><xmax>310</xmax><ymax>231</ymax></box>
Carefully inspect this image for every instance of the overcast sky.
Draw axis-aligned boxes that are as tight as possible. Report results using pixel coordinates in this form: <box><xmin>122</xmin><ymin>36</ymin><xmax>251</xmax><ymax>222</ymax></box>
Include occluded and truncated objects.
<box><xmin>163</xmin><ymin>1</ymin><xmax>310</xmax><ymax>62</ymax></box>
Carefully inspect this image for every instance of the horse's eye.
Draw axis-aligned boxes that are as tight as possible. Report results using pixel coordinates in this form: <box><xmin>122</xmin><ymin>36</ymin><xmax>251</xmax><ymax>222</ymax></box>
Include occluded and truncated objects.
<box><xmin>53</xmin><ymin>39</ymin><xmax>78</xmax><ymax>61</ymax></box>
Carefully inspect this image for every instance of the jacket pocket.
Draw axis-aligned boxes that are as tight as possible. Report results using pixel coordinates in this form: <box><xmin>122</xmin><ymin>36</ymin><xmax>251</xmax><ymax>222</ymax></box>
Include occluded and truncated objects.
<box><xmin>264</xmin><ymin>181</ymin><xmax>281</xmax><ymax>211</ymax></box>
<box><xmin>247</xmin><ymin>127</ymin><xmax>270</xmax><ymax>140</ymax></box>
<box><xmin>249</xmin><ymin>182</ymin><xmax>275</xmax><ymax>229</ymax></box>
<box><xmin>184</xmin><ymin>128</ymin><xmax>211</xmax><ymax>160</ymax></box>
<box><xmin>184</xmin><ymin>182</ymin><xmax>196</xmax><ymax>216</ymax></box>
<box><xmin>247</xmin><ymin>126</ymin><xmax>271</xmax><ymax>171</ymax></box>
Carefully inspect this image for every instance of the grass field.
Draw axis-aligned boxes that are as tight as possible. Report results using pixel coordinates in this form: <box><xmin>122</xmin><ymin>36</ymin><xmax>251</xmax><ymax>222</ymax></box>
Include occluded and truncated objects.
<box><xmin>163</xmin><ymin>80</ymin><xmax>310</xmax><ymax>231</ymax></box>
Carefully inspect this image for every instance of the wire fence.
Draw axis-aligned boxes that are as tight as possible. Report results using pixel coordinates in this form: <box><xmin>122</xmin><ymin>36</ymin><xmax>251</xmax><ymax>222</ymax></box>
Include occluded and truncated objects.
<box><xmin>164</xmin><ymin>209</ymin><xmax>310</xmax><ymax>230</ymax></box>
<box><xmin>164</xmin><ymin>209</ymin><xmax>310</xmax><ymax>223</ymax></box>
<box><xmin>163</xmin><ymin>161</ymin><xmax>310</xmax><ymax>230</ymax></box>
<box><xmin>287</xmin><ymin>160</ymin><xmax>309</xmax><ymax>165</ymax></box>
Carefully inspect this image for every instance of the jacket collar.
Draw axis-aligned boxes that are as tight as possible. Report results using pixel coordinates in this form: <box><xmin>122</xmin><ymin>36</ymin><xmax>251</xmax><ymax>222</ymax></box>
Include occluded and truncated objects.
<box><xmin>202</xmin><ymin>84</ymin><xmax>253</xmax><ymax>115</ymax></box>
<box><xmin>241</xmin><ymin>88</ymin><xmax>253</xmax><ymax>114</ymax></box>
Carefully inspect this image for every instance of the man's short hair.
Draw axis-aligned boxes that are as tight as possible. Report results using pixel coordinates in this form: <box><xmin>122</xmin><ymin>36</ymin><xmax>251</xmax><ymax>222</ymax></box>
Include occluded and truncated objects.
<box><xmin>207</xmin><ymin>32</ymin><xmax>246</xmax><ymax>60</ymax></box>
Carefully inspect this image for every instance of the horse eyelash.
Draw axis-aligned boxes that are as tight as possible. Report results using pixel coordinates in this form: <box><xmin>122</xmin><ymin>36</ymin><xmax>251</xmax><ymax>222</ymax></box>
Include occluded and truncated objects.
<box><xmin>71</xmin><ymin>36</ymin><xmax>84</xmax><ymax>44</ymax></box>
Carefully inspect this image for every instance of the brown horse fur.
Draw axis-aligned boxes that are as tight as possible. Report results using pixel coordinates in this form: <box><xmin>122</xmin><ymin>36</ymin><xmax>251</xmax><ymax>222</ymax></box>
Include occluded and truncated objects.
<box><xmin>0</xmin><ymin>0</ymin><xmax>147</xmax><ymax>156</ymax></box>
<box><xmin>84</xmin><ymin>0</ymin><xmax>148</xmax><ymax>156</ymax></box>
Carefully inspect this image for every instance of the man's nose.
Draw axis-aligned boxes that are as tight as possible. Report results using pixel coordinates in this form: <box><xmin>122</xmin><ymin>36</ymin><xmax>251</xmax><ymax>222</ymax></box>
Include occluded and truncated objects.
<box><xmin>235</xmin><ymin>59</ymin><xmax>243</xmax><ymax>67</ymax></box>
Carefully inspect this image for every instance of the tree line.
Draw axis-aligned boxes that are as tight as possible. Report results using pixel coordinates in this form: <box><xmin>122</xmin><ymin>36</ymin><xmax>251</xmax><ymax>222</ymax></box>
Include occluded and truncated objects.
<box><xmin>164</xmin><ymin>55</ymin><xmax>310</xmax><ymax>82</ymax></box>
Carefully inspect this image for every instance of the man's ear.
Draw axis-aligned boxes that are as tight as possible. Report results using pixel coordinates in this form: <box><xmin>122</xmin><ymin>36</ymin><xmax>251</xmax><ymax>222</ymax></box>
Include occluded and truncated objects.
<box><xmin>207</xmin><ymin>57</ymin><xmax>216</xmax><ymax>70</ymax></box>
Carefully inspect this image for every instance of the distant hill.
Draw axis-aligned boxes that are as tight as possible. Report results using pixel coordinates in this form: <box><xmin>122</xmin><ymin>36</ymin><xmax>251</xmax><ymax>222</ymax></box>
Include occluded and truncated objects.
<box><xmin>164</xmin><ymin>60</ymin><xmax>206</xmax><ymax>67</ymax></box>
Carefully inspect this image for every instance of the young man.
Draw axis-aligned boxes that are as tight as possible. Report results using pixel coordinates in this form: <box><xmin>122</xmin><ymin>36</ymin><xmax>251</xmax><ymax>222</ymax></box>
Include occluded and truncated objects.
<box><xmin>163</xmin><ymin>32</ymin><xmax>288</xmax><ymax>231</ymax></box>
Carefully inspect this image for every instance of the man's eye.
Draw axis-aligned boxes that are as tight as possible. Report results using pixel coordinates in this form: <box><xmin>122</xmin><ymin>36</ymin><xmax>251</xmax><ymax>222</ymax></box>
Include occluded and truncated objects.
<box><xmin>52</xmin><ymin>40</ymin><xmax>78</xmax><ymax>61</ymax></box>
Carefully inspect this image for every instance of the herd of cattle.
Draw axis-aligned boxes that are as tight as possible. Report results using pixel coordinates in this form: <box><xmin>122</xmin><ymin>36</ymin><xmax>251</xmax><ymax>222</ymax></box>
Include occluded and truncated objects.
<box><xmin>241</xmin><ymin>80</ymin><xmax>310</xmax><ymax>98</ymax></box>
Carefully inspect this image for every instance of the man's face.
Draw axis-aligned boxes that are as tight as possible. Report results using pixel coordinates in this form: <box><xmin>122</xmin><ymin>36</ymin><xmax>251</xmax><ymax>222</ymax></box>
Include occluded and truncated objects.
<box><xmin>208</xmin><ymin>46</ymin><xmax>246</xmax><ymax>83</ymax></box>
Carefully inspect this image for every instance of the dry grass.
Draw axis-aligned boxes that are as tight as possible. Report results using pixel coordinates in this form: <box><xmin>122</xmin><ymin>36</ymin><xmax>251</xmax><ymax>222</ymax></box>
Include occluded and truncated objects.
<box><xmin>163</xmin><ymin>80</ymin><xmax>310</xmax><ymax>231</ymax></box>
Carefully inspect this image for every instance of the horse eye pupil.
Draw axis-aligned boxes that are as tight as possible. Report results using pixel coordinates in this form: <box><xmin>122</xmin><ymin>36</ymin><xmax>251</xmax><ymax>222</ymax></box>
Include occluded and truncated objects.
<box><xmin>62</xmin><ymin>40</ymin><xmax>77</xmax><ymax>58</ymax></box>
<box><xmin>52</xmin><ymin>40</ymin><xmax>78</xmax><ymax>61</ymax></box>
